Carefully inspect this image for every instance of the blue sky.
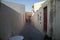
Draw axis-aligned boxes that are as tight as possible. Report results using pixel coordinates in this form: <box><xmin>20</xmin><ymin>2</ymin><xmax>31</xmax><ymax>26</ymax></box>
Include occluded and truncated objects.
<box><xmin>3</xmin><ymin>0</ymin><xmax>43</xmax><ymax>12</ymax></box>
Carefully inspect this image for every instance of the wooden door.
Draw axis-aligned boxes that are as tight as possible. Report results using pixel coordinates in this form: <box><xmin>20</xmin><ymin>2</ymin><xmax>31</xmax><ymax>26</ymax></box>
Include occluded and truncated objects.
<box><xmin>44</xmin><ymin>7</ymin><xmax>47</xmax><ymax>32</ymax></box>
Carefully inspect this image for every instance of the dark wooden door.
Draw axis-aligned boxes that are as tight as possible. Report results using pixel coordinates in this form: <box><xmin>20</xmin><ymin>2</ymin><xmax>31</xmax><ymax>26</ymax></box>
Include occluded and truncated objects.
<box><xmin>44</xmin><ymin>7</ymin><xmax>47</xmax><ymax>32</ymax></box>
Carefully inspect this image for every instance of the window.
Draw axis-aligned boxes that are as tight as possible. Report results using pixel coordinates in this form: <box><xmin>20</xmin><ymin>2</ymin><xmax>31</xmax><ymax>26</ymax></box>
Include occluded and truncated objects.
<box><xmin>38</xmin><ymin>14</ymin><xmax>39</xmax><ymax>20</ymax></box>
<box><xmin>40</xmin><ymin>16</ymin><xmax>41</xmax><ymax>20</ymax></box>
<box><xmin>40</xmin><ymin>22</ymin><xmax>41</xmax><ymax>24</ymax></box>
<box><xmin>40</xmin><ymin>12</ymin><xmax>41</xmax><ymax>14</ymax></box>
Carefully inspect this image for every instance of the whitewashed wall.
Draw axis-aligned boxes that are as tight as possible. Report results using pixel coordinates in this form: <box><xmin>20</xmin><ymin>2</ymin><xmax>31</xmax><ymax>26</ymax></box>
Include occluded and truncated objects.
<box><xmin>0</xmin><ymin>1</ymin><xmax>25</xmax><ymax>40</ymax></box>
<box><xmin>32</xmin><ymin>0</ymin><xmax>51</xmax><ymax>34</ymax></box>
<box><xmin>2</xmin><ymin>1</ymin><xmax>25</xmax><ymax>27</ymax></box>
<box><xmin>52</xmin><ymin>0</ymin><xmax>60</xmax><ymax>40</ymax></box>
<box><xmin>32</xmin><ymin>1</ymin><xmax>45</xmax><ymax>32</ymax></box>
<box><xmin>45</xmin><ymin>0</ymin><xmax>60</xmax><ymax>40</ymax></box>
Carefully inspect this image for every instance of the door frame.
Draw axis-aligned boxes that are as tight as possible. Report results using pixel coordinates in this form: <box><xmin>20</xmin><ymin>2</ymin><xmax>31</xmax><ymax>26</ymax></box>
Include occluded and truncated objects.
<box><xmin>43</xmin><ymin>6</ymin><xmax>47</xmax><ymax>33</ymax></box>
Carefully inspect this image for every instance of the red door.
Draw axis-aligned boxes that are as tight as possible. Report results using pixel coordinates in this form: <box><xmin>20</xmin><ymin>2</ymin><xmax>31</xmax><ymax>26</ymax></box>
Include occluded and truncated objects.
<box><xmin>44</xmin><ymin>7</ymin><xmax>47</xmax><ymax>32</ymax></box>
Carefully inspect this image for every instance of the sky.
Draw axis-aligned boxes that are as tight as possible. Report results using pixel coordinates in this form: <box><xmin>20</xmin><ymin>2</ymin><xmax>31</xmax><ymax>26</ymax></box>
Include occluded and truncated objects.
<box><xmin>3</xmin><ymin>0</ymin><xmax>43</xmax><ymax>12</ymax></box>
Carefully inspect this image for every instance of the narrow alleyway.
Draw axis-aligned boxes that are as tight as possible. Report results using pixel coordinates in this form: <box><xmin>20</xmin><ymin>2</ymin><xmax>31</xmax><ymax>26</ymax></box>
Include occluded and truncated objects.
<box><xmin>20</xmin><ymin>21</ymin><xmax>44</xmax><ymax>40</ymax></box>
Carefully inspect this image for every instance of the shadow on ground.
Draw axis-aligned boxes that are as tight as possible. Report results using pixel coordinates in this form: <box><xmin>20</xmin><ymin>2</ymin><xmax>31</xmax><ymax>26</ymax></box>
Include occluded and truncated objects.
<box><xmin>19</xmin><ymin>22</ymin><xmax>44</xmax><ymax>40</ymax></box>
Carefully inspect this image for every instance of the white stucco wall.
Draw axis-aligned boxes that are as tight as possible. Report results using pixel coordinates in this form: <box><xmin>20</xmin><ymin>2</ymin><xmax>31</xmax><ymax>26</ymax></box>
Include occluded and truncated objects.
<box><xmin>0</xmin><ymin>1</ymin><xmax>25</xmax><ymax>40</ymax></box>
<box><xmin>2</xmin><ymin>1</ymin><xmax>25</xmax><ymax>14</ymax></box>
<box><xmin>45</xmin><ymin>0</ymin><xmax>60</xmax><ymax>40</ymax></box>
<box><xmin>33</xmin><ymin>1</ymin><xmax>45</xmax><ymax>12</ymax></box>
<box><xmin>32</xmin><ymin>0</ymin><xmax>51</xmax><ymax>34</ymax></box>
<box><xmin>38</xmin><ymin>7</ymin><xmax>44</xmax><ymax>32</ymax></box>
<box><xmin>32</xmin><ymin>1</ymin><xmax>45</xmax><ymax>32</ymax></box>
<box><xmin>2</xmin><ymin>1</ymin><xmax>25</xmax><ymax>27</ymax></box>
<box><xmin>32</xmin><ymin>0</ymin><xmax>60</xmax><ymax>40</ymax></box>
<box><xmin>52</xmin><ymin>0</ymin><xmax>60</xmax><ymax>40</ymax></box>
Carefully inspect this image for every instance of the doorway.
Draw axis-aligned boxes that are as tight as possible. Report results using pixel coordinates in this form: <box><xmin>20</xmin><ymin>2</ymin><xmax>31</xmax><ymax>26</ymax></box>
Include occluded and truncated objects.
<box><xmin>43</xmin><ymin>6</ymin><xmax>47</xmax><ymax>32</ymax></box>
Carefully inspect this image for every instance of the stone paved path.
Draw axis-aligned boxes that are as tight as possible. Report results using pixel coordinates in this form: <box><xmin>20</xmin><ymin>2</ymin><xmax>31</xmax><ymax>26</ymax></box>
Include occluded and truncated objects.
<box><xmin>20</xmin><ymin>22</ymin><xmax>44</xmax><ymax>40</ymax></box>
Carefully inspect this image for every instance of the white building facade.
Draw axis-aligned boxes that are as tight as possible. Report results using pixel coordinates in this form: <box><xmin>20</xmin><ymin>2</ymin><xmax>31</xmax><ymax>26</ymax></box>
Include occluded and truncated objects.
<box><xmin>32</xmin><ymin>0</ymin><xmax>60</xmax><ymax>40</ymax></box>
<box><xmin>49</xmin><ymin>0</ymin><xmax>60</xmax><ymax>40</ymax></box>
<box><xmin>32</xmin><ymin>1</ymin><xmax>45</xmax><ymax>32</ymax></box>
<box><xmin>32</xmin><ymin>0</ymin><xmax>51</xmax><ymax>35</ymax></box>
<box><xmin>0</xmin><ymin>1</ymin><xmax>25</xmax><ymax>40</ymax></box>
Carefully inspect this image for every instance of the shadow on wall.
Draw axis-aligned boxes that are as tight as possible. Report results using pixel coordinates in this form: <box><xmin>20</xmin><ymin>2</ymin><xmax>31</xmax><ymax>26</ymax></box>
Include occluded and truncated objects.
<box><xmin>0</xmin><ymin>3</ymin><xmax>24</xmax><ymax>40</ymax></box>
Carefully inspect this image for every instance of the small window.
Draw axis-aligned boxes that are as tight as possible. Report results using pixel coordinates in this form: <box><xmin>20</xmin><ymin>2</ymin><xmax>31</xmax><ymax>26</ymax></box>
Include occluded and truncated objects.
<box><xmin>40</xmin><ymin>16</ymin><xmax>41</xmax><ymax>20</ymax></box>
<box><xmin>38</xmin><ymin>14</ymin><xmax>39</xmax><ymax>20</ymax></box>
<box><xmin>40</xmin><ymin>22</ymin><xmax>41</xmax><ymax>24</ymax></box>
<box><xmin>40</xmin><ymin>12</ymin><xmax>41</xmax><ymax>14</ymax></box>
